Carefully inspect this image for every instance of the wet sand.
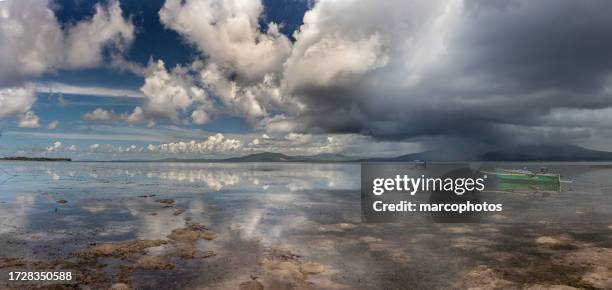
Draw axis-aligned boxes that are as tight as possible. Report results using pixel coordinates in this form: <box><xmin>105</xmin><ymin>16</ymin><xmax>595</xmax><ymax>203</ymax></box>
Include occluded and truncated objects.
<box><xmin>0</xmin><ymin>162</ymin><xmax>611</xmax><ymax>289</ymax></box>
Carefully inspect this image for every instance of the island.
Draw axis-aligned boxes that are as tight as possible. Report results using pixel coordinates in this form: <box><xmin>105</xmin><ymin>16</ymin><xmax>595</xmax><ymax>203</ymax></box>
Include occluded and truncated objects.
<box><xmin>0</xmin><ymin>157</ymin><xmax>72</xmax><ymax>162</ymax></box>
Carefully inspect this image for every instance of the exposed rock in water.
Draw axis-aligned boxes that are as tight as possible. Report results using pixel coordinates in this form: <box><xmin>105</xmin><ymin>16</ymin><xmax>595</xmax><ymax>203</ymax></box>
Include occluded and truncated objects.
<box><xmin>83</xmin><ymin>240</ymin><xmax>167</xmax><ymax>258</ymax></box>
<box><xmin>109</xmin><ymin>283</ymin><xmax>130</xmax><ymax>290</ymax></box>
<box><xmin>441</xmin><ymin>225</ymin><xmax>474</xmax><ymax>234</ymax></box>
<box><xmin>155</xmin><ymin>199</ymin><xmax>175</xmax><ymax>204</ymax></box>
<box><xmin>564</xmin><ymin>247</ymin><xmax>612</xmax><ymax>289</ymax></box>
<box><xmin>238</xmin><ymin>280</ymin><xmax>264</xmax><ymax>290</ymax></box>
<box><xmin>136</xmin><ymin>256</ymin><xmax>174</xmax><ymax>270</ymax></box>
<box><xmin>317</xmin><ymin>222</ymin><xmax>357</xmax><ymax>232</ymax></box>
<box><xmin>167</xmin><ymin>228</ymin><xmax>217</xmax><ymax>242</ymax></box>
<box><xmin>535</xmin><ymin>235</ymin><xmax>571</xmax><ymax>245</ymax></box>
<box><xmin>0</xmin><ymin>257</ymin><xmax>27</xmax><ymax>268</ymax></box>
<box><xmin>454</xmin><ymin>265</ymin><xmax>515</xmax><ymax>289</ymax></box>
<box><xmin>167</xmin><ymin>222</ymin><xmax>216</xmax><ymax>242</ymax></box>
<box><xmin>200</xmin><ymin>231</ymin><xmax>217</xmax><ymax>240</ymax></box>
<box><xmin>196</xmin><ymin>250</ymin><xmax>216</xmax><ymax>259</ymax></box>
<box><xmin>168</xmin><ymin>228</ymin><xmax>201</xmax><ymax>242</ymax></box>
<box><xmin>358</xmin><ymin>236</ymin><xmax>382</xmax><ymax>244</ymax></box>
<box><xmin>301</xmin><ymin>262</ymin><xmax>325</xmax><ymax>274</ymax></box>
<box><xmin>173</xmin><ymin>208</ymin><xmax>186</xmax><ymax>216</ymax></box>
<box><xmin>262</xmin><ymin>259</ymin><xmax>306</xmax><ymax>289</ymax></box>
<box><xmin>258</xmin><ymin>253</ymin><xmax>327</xmax><ymax>289</ymax></box>
<box><xmin>524</xmin><ymin>285</ymin><xmax>580</xmax><ymax>290</ymax></box>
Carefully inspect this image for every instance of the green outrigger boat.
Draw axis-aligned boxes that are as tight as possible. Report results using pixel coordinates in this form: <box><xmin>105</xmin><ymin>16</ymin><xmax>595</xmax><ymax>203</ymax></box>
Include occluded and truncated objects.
<box><xmin>482</xmin><ymin>168</ymin><xmax>560</xmax><ymax>184</ymax></box>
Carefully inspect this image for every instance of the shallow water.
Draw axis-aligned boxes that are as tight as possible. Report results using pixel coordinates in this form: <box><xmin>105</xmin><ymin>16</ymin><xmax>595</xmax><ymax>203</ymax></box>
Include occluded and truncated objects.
<box><xmin>0</xmin><ymin>162</ymin><xmax>611</xmax><ymax>289</ymax></box>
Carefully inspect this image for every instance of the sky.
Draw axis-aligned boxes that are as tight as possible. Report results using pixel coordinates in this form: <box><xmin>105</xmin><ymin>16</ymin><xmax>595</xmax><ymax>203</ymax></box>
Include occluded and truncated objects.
<box><xmin>1</xmin><ymin>0</ymin><xmax>612</xmax><ymax>160</ymax></box>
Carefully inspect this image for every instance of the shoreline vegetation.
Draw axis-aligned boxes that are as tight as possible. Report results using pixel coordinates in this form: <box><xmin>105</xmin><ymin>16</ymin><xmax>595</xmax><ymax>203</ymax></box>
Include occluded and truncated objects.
<box><xmin>0</xmin><ymin>157</ymin><xmax>71</xmax><ymax>162</ymax></box>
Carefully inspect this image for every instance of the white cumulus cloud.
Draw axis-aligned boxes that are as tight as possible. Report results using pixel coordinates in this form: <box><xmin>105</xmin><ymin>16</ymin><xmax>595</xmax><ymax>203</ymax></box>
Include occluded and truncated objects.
<box><xmin>0</xmin><ymin>0</ymin><xmax>135</xmax><ymax>125</ymax></box>
<box><xmin>47</xmin><ymin>120</ymin><xmax>59</xmax><ymax>130</ymax></box>
<box><xmin>147</xmin><ymin>133</ymin><xmax>243</xmax><ymax>154</ymax></box>
<box><xmin>82</xmin><ymin>107</ymin><xmax>152</xmax><ymax>126</ymax></box>
<box><xmin>64</xmin><ymin>0</ymin><xmax>135</xmax><ymax>69</ymax></box>
<box><xmin>0</xmin><ymin>0</ymin><xmax>135</xmax><ymax>84</ymax></box>
<box><xmin>0</xmin><ymin>85</ymin><xmax>36</xmax><ymax>119</ymax></box>
<box><xmin>46</xmin><ymin>141</ymin><xmax>77</xmax><ymax>153</ymax></box>
<box><xmin>17</xmin><ymin>110</ymin><xmax>40</xmax><ymax>128</ymax></box>
<box><xmin>138</xmin><ymin>60</ymin><xmax>211</xmax><ymax>122</ymax></box>
<box><xmin>159</xmin><ymin>0</ymin><xmax>291</xmax><ymax>81</ymax></box>
<box><xmin>82</xmin><ymin>108</ymin><xmax>121</xmax><ymax>123</ymax></box>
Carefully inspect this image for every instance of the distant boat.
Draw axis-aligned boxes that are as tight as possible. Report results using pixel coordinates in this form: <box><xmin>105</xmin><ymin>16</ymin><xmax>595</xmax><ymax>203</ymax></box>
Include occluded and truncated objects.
<box><xmin>482</xmin><ymin>168</ymin><xmax>560</xmax><ymax>184</ymax></box>
<box><xmin>413</xmin><ymin>160</ymin><xmax>427</xmax><ymax>168</ymax></box>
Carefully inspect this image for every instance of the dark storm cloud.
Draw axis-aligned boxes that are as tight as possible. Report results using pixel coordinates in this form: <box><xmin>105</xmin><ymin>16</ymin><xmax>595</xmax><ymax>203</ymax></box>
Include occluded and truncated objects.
<box><xmin>285</xmin><ymin>0</ymin><xmax>612</xmax><ymax>149</ymax></box>
<box><xmin>455</xmin><ymin>0</ymin><xmax>612</xmax><ymax>93</ymax></box>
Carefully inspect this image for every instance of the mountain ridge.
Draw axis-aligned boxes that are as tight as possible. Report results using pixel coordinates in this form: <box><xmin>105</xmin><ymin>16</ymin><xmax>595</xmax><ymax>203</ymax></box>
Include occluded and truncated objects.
<box><xmin>78</xmin><ymin>143</ymin><xmax>612</xmax><ymax>162</ymax></box>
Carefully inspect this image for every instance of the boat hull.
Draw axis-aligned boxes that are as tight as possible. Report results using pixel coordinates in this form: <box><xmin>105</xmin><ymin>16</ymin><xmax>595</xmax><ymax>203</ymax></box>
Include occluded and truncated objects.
<box><xmin>497</xmin><ymin>181</ymin><xmax>560</xmax><ymax>191</ymax></box>
<box><xmin>494</xmin><ymin>173</ymin><xmax>559</xmax><ymax>183</ymax></box>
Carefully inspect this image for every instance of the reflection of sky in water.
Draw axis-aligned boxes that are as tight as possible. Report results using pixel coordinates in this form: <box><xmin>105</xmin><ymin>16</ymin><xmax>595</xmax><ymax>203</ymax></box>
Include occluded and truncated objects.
<box><xmin>3</xmin><ymin>162</ymin><xmax>612</xmax><ymax>242</ymax></box>
<box><xmin>4</xmin><ymin>162</ymin><xmax>358</xmax><ymax>191</ymax></box>
<box><xmin>0</xmin><ymin>162</ymin><xmax>361</xmax><ymax>249</ymax></box>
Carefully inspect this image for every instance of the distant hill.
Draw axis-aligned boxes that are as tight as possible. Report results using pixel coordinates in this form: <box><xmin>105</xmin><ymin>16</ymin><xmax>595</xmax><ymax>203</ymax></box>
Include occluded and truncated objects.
<box><xmin>299</xmin><ymin>153</ymin><xmax>358</xmax><ymax>162</ymax></box>
<box><xmin>479</xmin><ymin>144</ymin><xmax>612</xmax><ymax>161</ymax></box>
<box><xmin>224</xmin><ymin>152</ymin><xmax>294</xmax><ymax>162</ymax></box>
<box><xmin>91</xmin><ymin>144</ymin><xmax>612</xmax><ymax>162</ymax></box>
<box><xmin>359</xmin><ymin>144</ymin><xmax>612</xmax><ymax>162</ymax></box>
<box><xmin>182</xmin><ymin>152</ymin><xmax>359</xmax><ymax>162</ymax></box>
<box><xmin>359</xmin><ymin>151</ymin><xmax>440</xmax><ymax>162</ymax></box>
